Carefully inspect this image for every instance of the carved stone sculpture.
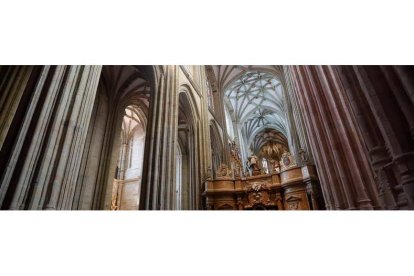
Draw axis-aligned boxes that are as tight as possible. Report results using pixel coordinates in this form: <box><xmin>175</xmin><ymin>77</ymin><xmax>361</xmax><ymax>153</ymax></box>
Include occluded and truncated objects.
<box><xmin>299</xmin><ymin>148</ymin><xmax>309</xmax><ymax>165</ymax></box>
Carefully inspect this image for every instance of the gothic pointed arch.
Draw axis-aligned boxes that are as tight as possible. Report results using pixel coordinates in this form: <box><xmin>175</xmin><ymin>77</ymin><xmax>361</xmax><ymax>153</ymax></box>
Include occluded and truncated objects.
<box><xmin>175</xmin><ymin>87</ymin><xmax>200</xmax><ymax>210</ymax></box>
<box><xmin>78</xmin><ymin>65</ymin><xmax>158</xmax><ymax>210</ymax></box>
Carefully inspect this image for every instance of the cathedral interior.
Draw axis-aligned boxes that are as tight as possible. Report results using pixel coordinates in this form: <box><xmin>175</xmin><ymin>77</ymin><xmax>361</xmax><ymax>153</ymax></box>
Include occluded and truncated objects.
<box><xmin>0</xmin><ymin>65</ymin><xmax>413</xmax><ymax>210</ymax></box>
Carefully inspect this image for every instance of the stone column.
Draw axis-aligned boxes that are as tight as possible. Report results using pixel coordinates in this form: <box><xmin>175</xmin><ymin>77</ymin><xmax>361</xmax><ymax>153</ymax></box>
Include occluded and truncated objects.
<box><xmin>199</xmin><ymin>66</ymin><xmax>214</xmax><ymax>195</ymax></box>
<box><xmin>0</xmin><ymin>66</ymin><xmax>102</xmax><ymax>210</ymax></box>
<box><xmin>140</xmin><ymin>65</ymin><xmax>179</xmax><ymax>210</ymax></box>
<box><xmin>281</xmin><ymin>66</ymin><xmax>315</xmax><ymax>166</ymax></box>
<box><xmin>288</xmin><ymin>65</ymin><xmax>380</xmax><ymax>210</ymax></box>
<box><xmin>75</xmin><ymin>91</ymin><xmax>111</xmax><ymax>210</ymax></box>
<box><xmin>335</xmin><ymin>66</ymin><xmax>398</xmax><ymax>209</ymax></box>
<box><xmin>42</xmin><ymin>66</ymin><xmax>102</xmax><ymax>210</ymax></box>
<box><xmin>342</xmin><ymin>66</ymin><xmax>414</xmax><ymax>209</ymax></box>
<box><xmin>235</xmin><ymin>124</ymin><xmax>248</xmax><ymax>169</ymax></box>
<box><xmin>0</xmin><ymin>66</ymin><xmax>43</xmax><ymax>208</ymax></box>
<box><xmin>214</xmin><ymin>84</ymin><xmax>231</xmax><ymax>166</ymax></box>
<box><xmin>0</xmin><ymin>66</ymin><xmax>35</xmax><ymax>148</ymax></box>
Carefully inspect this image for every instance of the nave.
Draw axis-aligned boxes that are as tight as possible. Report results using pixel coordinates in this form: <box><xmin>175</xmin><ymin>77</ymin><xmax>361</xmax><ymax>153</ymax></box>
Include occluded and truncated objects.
<box><xmin>0</xmin><ymin>65</ymin><xmax>413</xmax><ymax>210</ymax></box>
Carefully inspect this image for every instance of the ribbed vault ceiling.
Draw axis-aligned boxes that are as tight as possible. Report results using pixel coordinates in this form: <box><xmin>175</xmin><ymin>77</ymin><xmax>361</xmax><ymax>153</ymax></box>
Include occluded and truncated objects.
<box><xmin>99</xmin><ymin>65</ymin><xmax>151</xmax><ymax>107</ymax></box>
<box><xmin>122</xmin><ymin>105</ymin><xmax>146</xmax><ymax>142</ymax></box>
<box><xmin>224</xmin><ymin>71</ymin><xmax>288</xmax><ymax>156</ymax></box>
<box><xmin>206</xmin><ymin>65</ymin><xmax>284</xmax><ymax>93</ymax></box>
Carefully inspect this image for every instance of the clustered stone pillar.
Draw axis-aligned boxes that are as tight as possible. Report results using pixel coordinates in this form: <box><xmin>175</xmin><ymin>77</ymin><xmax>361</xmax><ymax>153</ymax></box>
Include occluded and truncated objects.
<box><xmin>199</xmin><ymin>68</ymin><xmax>215</xmax><ymax>207</ymax></box>
<box><xmin>336</xmin><ymin>66</ymin><xmax>414</xmax><ymax>209</ymax></box>
<box><xmin>287</xmin><ymin>65</ymin><xmax>380</xmax><ymax>210</ymax></box>
<box><xmin>0</xmin><ymin>66</ymin><xmax>102</xmax><ymax>210</ymax></box>
<box><xmin>281</xmin><ymin>66</ymin><xmax>315</xmax><ymax>166</ymax></box>
<box><xmin>139</xmin><ymin>66</ymin><xmax>179</xmax><ymax>210</ymax></box>
<box><xmin>213</xmin><ymin>83</ymin><xmax>231</xmax><ymax>167</ymax></box>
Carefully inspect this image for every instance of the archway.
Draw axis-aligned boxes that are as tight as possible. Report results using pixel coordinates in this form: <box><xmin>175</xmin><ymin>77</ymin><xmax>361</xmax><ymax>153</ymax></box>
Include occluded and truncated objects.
<box><xmin>77</xmin><ymin>65</ymin><xmax>155</xmax><ymax>210</ymax></box>
<box><xmin>110</xmin><ymin>105</ymin><xmax>146</xmax><ymax>210</ymax></box>
<box><xmin>175</xmin><ymin>90</ymin><xmax>198</xmax><ymax>210</ymax></box>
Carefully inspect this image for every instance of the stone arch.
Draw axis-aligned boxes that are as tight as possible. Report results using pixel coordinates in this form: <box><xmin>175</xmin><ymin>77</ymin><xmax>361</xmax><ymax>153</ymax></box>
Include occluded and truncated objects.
<box><xmin>175</xmin><ymin>86</ymin><xmax>201</xmax><ymax>210</ymax></box>
<box><xmin>179</xmin><ymin>84</ymin><xmax>201</xmax><ymax>121</ymax></box>
<box><xmin>77</xmin><ymin>65</ymin><xmax>157</xmax><ymax>210</ymax></box>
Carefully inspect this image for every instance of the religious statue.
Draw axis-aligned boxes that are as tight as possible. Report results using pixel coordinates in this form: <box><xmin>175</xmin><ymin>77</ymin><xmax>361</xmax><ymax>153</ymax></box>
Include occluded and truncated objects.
<box><xmin>267</xmin><ymin>159</ymin><xmax>280</xmax><ymax>174</ymax></box>
<box><xmin>299</xmin><ymin>148</ymin><xmax>309</xmax><ymax>165</ymax></box>
<box><xmin>248</xmin><ymin>155</ymin><xmax>258</xmax><ymax>169</ymax></box>
<box><xmin>273</xmin><ymin>160</ymin><xmax>281</xmax><ymax>173</ymax></box>
<box><xmin>247</xmin><ymin>155</ymin><xmax>261</xmax><ymax>175</ymax></box>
